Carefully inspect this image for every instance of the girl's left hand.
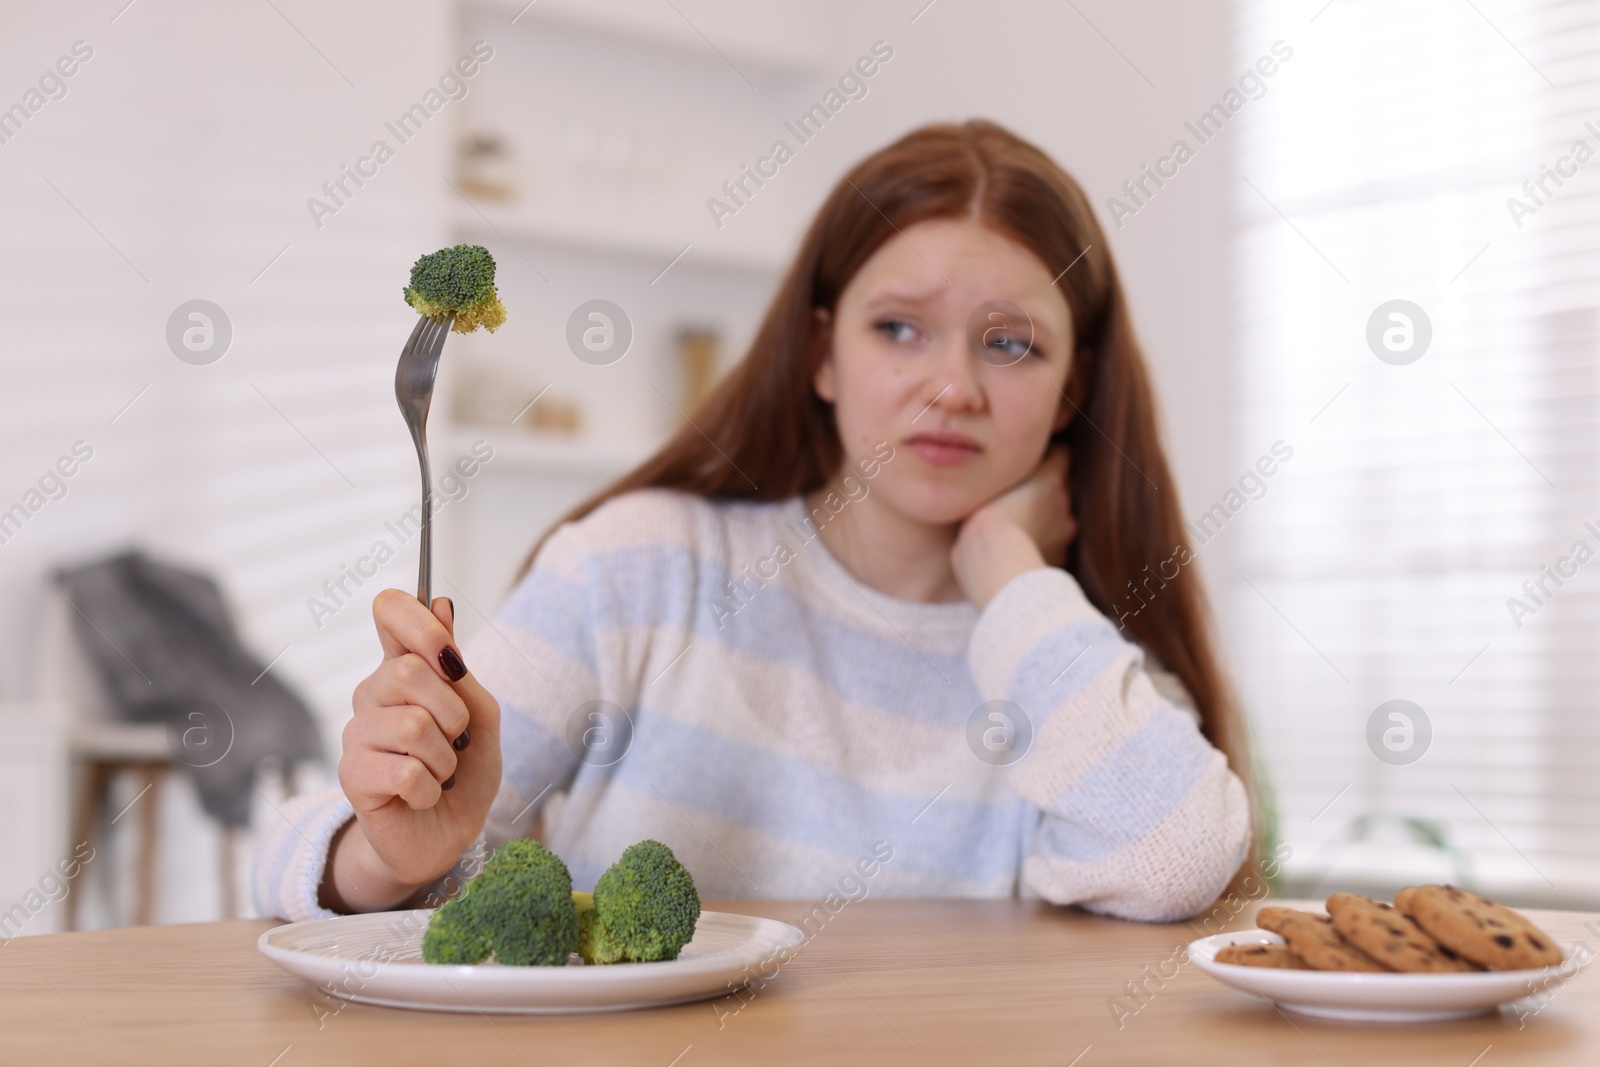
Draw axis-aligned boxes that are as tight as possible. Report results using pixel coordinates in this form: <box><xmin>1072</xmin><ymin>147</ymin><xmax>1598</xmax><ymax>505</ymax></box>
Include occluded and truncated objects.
<box><xmin>951</xmin><ymin>443</ymin><xmax>1076</xmax><ymax>610</ymax></box>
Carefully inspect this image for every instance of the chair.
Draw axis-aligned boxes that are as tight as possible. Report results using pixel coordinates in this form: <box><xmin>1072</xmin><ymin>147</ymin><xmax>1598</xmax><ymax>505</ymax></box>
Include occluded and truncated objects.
<box><xmin>36</xmin><ymin>585</ymin><xmax>297</xmax><ymax>927</ymax></box>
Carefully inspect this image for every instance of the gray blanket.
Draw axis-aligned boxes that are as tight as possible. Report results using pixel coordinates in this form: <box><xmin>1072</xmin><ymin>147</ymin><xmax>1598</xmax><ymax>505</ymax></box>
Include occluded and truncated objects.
<box><xmin>53</xmin><ymin>549</ymin><xmax>324</xmax><ymax>826</ymax></box>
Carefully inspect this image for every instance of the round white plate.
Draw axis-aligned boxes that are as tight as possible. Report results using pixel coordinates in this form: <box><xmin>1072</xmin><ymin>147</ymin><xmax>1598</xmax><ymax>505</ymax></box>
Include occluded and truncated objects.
<box><xmin>1188</xmin><ymin>929</ymin><xmax>1575</xmax><ymax>1022</ymax></box>
<box><xmin>259</xmin><ymin>908</ymin><xmax>806</xmax><ymax>1015</ymax></box>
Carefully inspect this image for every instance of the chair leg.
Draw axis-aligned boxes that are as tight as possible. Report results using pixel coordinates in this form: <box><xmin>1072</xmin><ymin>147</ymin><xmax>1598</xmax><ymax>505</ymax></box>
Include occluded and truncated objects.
<box><xmin>218</xmin><ymin>825</ymin><xmax>238</xmax><ymax>920</ymax></box>
<box><xmin>65</xmin><ymin>761</ymin><xmax>113</xmax><ymax>932</ymax></box>
<box><xmin>133</xmin><ymin>764</ymin><xmax>163</xmax><ymax>926</ymax></box>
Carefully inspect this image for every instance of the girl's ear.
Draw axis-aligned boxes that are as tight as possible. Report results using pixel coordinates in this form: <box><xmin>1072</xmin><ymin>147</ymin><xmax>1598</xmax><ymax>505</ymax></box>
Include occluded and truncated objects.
<box><xmin>1051</xmin><ymin>400</ymin><xmax>1074</xmax><ymax>434</ymax></box>
<box><xmin>811</xmin><ymin>306</ymin><xmax>837</xmax><ymax>403</ymax></box>
<box><xmin>1051</xmin><ymin>348</ymin><xmax>1089</xmax><ymax>433</ymax></box>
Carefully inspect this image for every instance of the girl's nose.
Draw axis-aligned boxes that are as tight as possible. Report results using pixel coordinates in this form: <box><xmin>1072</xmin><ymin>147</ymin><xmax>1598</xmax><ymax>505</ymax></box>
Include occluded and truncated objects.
<box><xmin>921</xmin><ymin>329</ymin><xmax>984</xmax><ymax>414</ymax></box>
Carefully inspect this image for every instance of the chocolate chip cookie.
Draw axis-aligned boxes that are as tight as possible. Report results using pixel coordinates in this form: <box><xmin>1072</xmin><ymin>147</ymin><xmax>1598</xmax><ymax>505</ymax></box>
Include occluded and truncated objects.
<box><xmin>1325</xmin><ymin>892</ymin><xmax>1478</xmax><ymax>972</ymax></box>
<box><xmin>1256</xmin><ymin>906</ymin><xmax>1386</xmax><ymax>972</ymax></box>
<box><xmin>1215</xmin><ymin>942</ymin><xmax>1307</xmax><ymax>969</ymax></box>
<box><xmin>1395</xmin><ymin>884</ymin><xmax>1562</xmax><ymax>970</ymax></box>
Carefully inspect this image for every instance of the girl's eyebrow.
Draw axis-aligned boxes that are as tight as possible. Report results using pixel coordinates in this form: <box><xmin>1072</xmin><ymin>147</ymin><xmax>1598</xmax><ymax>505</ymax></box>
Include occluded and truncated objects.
<box><xmin>863</xmin><ymin>287</ymin><xmax>947</xmax><ymax>310</ymax></box>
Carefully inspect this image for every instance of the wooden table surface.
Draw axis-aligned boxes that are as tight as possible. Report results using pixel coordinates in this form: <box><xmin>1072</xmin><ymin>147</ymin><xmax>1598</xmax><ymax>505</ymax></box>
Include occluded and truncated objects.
<box><xmin>1</xmin><ymin>898</ymin><xmax>1596</xmax><ymax>1066</ymax></box>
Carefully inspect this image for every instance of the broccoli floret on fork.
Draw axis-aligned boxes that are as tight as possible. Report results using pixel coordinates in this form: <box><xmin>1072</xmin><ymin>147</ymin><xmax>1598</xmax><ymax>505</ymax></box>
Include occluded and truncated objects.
<box><xmin>403</xmin><ymin>243</ymin><xmax>506</xmax><ymax>334</ymax></box>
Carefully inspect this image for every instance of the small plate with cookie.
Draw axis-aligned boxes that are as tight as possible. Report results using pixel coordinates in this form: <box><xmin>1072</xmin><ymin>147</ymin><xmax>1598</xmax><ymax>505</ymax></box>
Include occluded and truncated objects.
<box><xmin>1187</xmin><ymin>884</ymin><xmax>1573</xmax><ymax>1022</ymax></box>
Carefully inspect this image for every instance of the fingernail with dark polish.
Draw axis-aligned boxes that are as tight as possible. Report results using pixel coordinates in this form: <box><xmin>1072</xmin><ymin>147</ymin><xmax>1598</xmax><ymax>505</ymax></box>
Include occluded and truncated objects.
<box><xmin>453</xmin><ymin>728</ymin><xmax>471</xmax><ymax>751</ymax></box>
<box><xmin>439</xmin><ymin>646</ymin><xmax>467</xmax><ymax>681</ymax></box>
<box><xmin>441</xmin><ymin>774</ymin><xmax>456</xmax><ymax>791</ymax></box>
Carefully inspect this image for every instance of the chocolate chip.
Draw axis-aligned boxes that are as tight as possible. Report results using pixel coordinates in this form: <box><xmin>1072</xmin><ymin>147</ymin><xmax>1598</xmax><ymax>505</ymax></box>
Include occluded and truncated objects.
<box><xmin>1494</xmin><ymin>934</ymin><xmax>1514</xmax><ymax>948</ymax></box>
<box><xmin>1530</xmin><ymin>936</ymin><xmax>1546</xmax><ymax>949</ymax></box>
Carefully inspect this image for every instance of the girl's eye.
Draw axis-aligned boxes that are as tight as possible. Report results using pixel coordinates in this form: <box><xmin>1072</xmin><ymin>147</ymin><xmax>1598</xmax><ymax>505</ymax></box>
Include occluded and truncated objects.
<box><xmin>875</xmin><ymin>318</ymin><xmax>919</xmax><ymax>344</ymax></box>
<box><xmin>986</xmin><ymin>334</ymin><xmax>1036</xmax><ymax>359</ymax></box>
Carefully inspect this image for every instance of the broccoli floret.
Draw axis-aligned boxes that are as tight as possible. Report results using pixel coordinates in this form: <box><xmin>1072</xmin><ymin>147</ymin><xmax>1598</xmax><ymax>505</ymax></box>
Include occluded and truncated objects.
<box><xmin>472</xmin><ymin>838</ymin><xmax>579</xmax><ymax>966</ymax></box>
<box><xmin>420</xmin><ymin>838</ymin><xmax>578</xmax><ymax>966</ymax></box>
<box><xmin>420</xmin><ymin>893</ymin><xmax>492</xmax><ymax>964</ymax></box>
<box><xmin>585</xmin><ymin>840</ymin><xmax>701</xmax><ymax>964</ymax></box>
<box><xmin>403</xmin><ymin>243</ymin><xmax>507</xmax><ymax>334</ymax></box>
<box><xmin>572</xmin><ymin>890</ymin><xmax>600</xmax><ymax>964</ymax></box>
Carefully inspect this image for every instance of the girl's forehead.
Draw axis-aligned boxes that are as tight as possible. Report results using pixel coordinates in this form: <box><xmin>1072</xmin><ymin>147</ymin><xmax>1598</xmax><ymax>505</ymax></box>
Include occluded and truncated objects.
<box><xmin>845</xmin><ymin>218</ymin><xmax>1069</xmax><ymax>325</ymax></box>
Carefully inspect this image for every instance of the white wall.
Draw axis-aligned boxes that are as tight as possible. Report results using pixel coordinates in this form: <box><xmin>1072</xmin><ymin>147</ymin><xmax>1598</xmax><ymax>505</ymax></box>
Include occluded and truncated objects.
<box><xmin>0</xmin><ymin>0</ymin><xmax>453</xmax><ymax>926</ymax></box>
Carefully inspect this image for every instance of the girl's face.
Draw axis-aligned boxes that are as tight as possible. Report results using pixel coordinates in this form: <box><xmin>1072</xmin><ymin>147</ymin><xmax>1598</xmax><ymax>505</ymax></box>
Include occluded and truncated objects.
<box><xmin>813</xmin><ymin>216</ymin><xmax>1076</xmax><ymax>527</ymax></box>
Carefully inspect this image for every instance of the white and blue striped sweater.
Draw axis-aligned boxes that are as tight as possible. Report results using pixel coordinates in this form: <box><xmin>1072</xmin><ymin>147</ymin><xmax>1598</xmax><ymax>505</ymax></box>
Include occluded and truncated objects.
<box><xmin>254</xmin><ymin>488</ymin><xmax>1250</xmax><ymax>923</ymax></box>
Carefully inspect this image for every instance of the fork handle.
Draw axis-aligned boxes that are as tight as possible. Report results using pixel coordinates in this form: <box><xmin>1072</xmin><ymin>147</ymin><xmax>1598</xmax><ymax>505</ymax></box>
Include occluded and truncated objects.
<box><xmin>414</xmin><ymin>441</ymin><xmax>432</xmax><ymax>607</ymax></box>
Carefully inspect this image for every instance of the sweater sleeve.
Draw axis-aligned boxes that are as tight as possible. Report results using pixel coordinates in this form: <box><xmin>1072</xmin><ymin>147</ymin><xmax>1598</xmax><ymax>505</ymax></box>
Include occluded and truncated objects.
<box><xmin>251</xmin><ymin>519</ymin><xmax>598</xmax><ymax>922</ymax></box>
<box><xmin>251</xmin><ymin>782</ymin><xmax>490</xmax><ymax>922</ymax></box>
<box><xmin>473</xmin><ymin>518</ymin><xmax>595</xmax><ymax>850</ymax></box>
<box><xmin>965</xmin><ymin>566</ymin><xmax>1250</xmax><ymax>922</ymax></box>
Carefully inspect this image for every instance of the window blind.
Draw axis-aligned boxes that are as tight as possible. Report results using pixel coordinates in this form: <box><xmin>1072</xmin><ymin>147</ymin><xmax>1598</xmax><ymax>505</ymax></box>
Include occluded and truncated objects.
<box><xmin>1228</xmin><ymin>0</ymin><xmax>1600</xmax><ymax>906</ymax></box>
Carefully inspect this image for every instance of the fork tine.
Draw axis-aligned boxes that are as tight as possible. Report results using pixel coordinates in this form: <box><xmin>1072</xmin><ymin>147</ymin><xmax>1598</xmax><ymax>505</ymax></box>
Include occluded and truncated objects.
<box><xmin>428</xmin><ymin>315</ymin><xmax>455</xmax><ymax>356</ymax></box>
<box><xmin>424</xmin><ymin>315</ymin><xmax>452</xmax><ymax>362</ymax></box>
<box><xmin>396</xmin><ymin>315</ymin><xmax>451</xmax><ymax>398</ymax></box>
<box><xmin>417</xmin><ymin>315</ymin><xmax>443</xmax><ymax>359</ymax></box>
<box><xmin>398</xmin><ymin>312</ymin><xmax>431</xmax><ymax>364</ymax></box>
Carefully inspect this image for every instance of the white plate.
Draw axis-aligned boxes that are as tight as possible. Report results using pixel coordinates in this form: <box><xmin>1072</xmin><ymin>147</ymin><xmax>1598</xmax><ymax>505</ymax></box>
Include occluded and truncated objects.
<box><xmin>259</xmin><ymin>908</ymin><xmax>807</xmax><ymax>1014</ymax></box>
<box><xmin>1188</xmin><ymin>929</ymin><xmax>1575</xmax><ymax>1022</ymax></box>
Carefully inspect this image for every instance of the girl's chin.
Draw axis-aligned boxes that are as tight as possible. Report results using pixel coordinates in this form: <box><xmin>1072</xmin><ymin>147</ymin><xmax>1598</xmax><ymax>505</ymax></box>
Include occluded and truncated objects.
<box><xmin>889</xmin><ymin>481</ymin><xmax>991</xmax><ymax>527</ymax></box>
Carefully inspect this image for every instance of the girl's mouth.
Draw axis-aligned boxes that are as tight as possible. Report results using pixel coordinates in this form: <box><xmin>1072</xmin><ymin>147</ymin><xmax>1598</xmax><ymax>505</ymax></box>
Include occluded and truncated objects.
<box><xmin>906</xmin><ymin>432</ymin><xmax>981</xmax><ymax>468</ymax></box>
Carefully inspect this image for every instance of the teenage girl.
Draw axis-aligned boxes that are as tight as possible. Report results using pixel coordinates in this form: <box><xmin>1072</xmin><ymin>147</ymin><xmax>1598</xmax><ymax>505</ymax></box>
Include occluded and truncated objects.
<box><xmin>256</xmin><ymin>119</ymin><xmax>1252</xmax><ymax>924</ymax></box>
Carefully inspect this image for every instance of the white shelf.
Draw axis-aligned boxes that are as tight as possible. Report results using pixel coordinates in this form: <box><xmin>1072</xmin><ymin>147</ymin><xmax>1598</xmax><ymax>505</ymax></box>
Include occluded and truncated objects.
<box><xmin>441</xmin><ymin>424</ymin><xmax>660</xmax><ymax>476</ymax></box>
<box><xmin>464</xmin><ymin>0</ymin><xmax>834</xmax><ymax>74</ymax></box>
<box><xmin>453</xmin><ymin>201</ymin><xmax>790</xmax><ymax>275</ymax></box>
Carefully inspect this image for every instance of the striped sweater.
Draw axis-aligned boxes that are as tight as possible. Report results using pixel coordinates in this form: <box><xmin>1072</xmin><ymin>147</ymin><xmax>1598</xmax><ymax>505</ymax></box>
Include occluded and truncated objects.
<box><xmin>254</xmin><ymin>488</ymin><xmax>1250</xmax><ymax>923</ymax></box>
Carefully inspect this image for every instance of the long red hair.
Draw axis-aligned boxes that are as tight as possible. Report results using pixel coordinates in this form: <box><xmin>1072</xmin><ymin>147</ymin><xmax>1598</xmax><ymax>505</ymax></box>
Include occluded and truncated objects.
<box><xmin>515</xmin><ymin>119</ymin><xmax>1253</xmax><ymax>831</ymax></box>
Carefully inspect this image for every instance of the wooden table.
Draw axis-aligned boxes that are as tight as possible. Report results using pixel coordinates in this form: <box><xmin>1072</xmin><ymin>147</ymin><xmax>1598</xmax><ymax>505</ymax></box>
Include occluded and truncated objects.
<box><xmin>1</xmin><ymin>898</ymin><xmax>1596</xmax><ymax>1065</ymax></box>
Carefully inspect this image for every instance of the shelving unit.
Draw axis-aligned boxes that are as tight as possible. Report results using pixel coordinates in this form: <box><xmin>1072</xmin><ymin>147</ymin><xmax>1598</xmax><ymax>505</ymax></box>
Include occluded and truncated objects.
<box><xmin>452</xmin><ymin>201</ymin><xmax>791</xmax><ymax>276</ymax></box>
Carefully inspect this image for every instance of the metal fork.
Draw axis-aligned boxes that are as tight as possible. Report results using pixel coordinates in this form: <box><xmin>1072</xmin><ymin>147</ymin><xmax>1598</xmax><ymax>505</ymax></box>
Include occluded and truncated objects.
<box><xmin>394</xmin><ymin>312</ymin><xmax>455</xmax><ymax>607</ymax></box>
<box><xmin>395</xmin><ymin>312</ymin><xmax>469</xmax><ymax>778</ymax></box>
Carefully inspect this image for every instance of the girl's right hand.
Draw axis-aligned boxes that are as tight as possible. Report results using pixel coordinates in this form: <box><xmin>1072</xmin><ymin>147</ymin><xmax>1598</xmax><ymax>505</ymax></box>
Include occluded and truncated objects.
<box><xmin>329</xmin><ymin>589</ymin><xmax>502</xmax><ymax>909</ymax></box>
<box><xmin>951</xmin><ymin>443</ymin><xmax>1075</xmax><ymax>611</ymax></box>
